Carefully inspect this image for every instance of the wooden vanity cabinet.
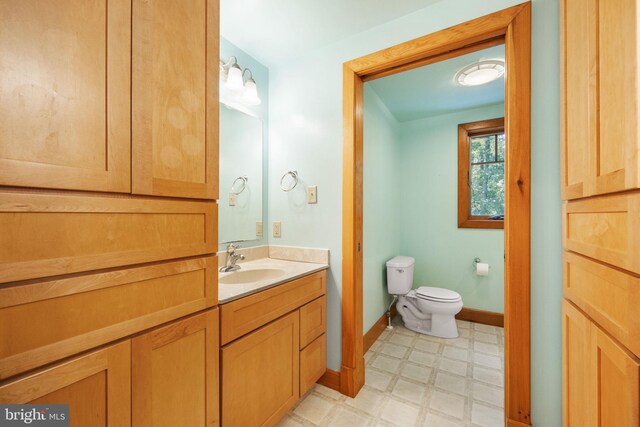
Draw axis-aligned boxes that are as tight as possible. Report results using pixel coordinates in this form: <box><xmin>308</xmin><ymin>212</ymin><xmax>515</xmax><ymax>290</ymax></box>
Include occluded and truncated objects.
<box><xmin>562</xmin><ymin>1</ymin><xmax>640</xmax><ymax>424</ymax></box>
<box><xmin>220</xmin><ymin>271</ymin><xmax>327</xmax><ymax>427</ymax></box>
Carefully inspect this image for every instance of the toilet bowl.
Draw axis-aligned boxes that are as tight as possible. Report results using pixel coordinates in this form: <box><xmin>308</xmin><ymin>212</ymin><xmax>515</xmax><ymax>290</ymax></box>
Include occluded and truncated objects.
<box><xmin>386</xmin><ymin>256</ymin><xmax>463</xmax><ymax>338</ymax></box>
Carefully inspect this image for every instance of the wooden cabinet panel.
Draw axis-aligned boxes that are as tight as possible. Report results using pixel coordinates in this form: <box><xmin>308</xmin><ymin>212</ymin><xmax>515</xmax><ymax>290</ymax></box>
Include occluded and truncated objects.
<box><xmin>0</xmin><ymin>192</ymin><xmax>217</xmax><ymax>283</ymax></box>
<box><xmin>562</xmin><ymin>299</ymin><xmax>593</xmax><ymax>427</ymax></box>
<box><xmin>300</xmin><ymin>334</ymin><xmax>326</xmax><ymax>396</ymax></box>
<box><xmin>132</xmin><ymin>309</ymin><xmax>219</xmax><ymax>427</ymax></box>
<box><xmin>560</xmin><ymin>0</ymin><xmax>592</xmax><ymax>200</ymax></box>
<box><xmin>0</xmin><ymin>341</ymin><xmax>131</xmax><ymax>427</ymax></box>
<box><xmin>221</xmin><ymin>311</ymin><xmax>299</xmax><ymax>427</ymax></box>
<box><xmin>300</xmin><ymin>296</ymin><xmax>326</xmax><ymax>349</ymax></box>
<box><xmin>564</xmin><ymin>252</ymin><xmax>640</xmax><ymax>357</ymax></box>
<box><xmin>561</xmin><ymin>0</ymin><xmax>640</xmax><ymax>200</ymax></box>
<box><xmin>592</xmin><ymin>321</ymin><xmax>640</xmax><ymax>427</ymax></box>
<box><xmin>0</xmin><ymin>0</ymin><xmax>130</xmax><ymax>193</ymax></box>
<box><xmin>0</xmin><ymin>256</ymin><xmax>217</xmax><ymax>380</ymax></box>
<box><xmin>594</xmin><ymin>0</ymin><xmax>639</xmax><ymax>196</ymax></box>
<box><xmin>220</xmin><ymin>271</ymin><xmax>326</xmax><ymax>345</ymax></box>
<box><xmin>132</xmin><ymin>0</ymin><xmax>219</xmax><ymax>199</ymax></box>
<box><xmin>563</xmin><ymin>193</ymin><xmax>640</xmax><ymax>274</ymax></box>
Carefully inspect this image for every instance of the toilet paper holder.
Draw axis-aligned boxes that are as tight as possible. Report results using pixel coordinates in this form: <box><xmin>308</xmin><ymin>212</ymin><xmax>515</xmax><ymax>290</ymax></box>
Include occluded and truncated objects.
<box><xmin>473</xmin><ymin>257</ymin><xmax>481</xmax><ymax>265</ymax></box>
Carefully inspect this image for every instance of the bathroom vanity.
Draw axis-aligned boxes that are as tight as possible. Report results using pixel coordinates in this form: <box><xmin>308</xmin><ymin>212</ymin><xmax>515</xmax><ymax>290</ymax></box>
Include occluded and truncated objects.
<box><xmin>217</xmin><ymin>256</ymin><xmax>328</xmax><ymax>426</ymax></box>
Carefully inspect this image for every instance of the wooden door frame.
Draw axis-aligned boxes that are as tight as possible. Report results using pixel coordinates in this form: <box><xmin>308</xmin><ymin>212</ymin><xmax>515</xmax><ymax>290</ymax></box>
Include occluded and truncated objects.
<box><xmin>340</xmin><ymin>3</ymin><xmax>532</xmax><ymax>426</ymax></box>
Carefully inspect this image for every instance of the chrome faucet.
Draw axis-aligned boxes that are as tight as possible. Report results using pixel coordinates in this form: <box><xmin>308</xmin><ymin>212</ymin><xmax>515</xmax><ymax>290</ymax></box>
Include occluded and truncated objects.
<box><xmin>219</xmin><ymin>243</ymin><xmax>245</xmax><ymax>272</ymax></box>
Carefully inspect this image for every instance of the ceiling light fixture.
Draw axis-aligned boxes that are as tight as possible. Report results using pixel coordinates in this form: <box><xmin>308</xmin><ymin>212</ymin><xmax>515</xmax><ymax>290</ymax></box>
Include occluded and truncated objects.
<box><xmin>455</xmin><ymin>59</ymin><xmax>505</xmax><ymax>86</ymax></box>
<box><xmin>219</xmin><ymin>57</ymin><xmax>262</xmax><ymax>107</ymax></box>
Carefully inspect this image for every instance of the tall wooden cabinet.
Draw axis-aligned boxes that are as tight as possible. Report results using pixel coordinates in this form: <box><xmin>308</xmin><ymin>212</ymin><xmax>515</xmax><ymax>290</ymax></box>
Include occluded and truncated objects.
<box><xmin>0</xmin><ymin>1</ymin><xmax>220</xmax><ymax>426</ymax></box>
<box><xmin>561</xmin><ymin>1</ymin><xmax>640</xmax><ymax>425</ymax></box>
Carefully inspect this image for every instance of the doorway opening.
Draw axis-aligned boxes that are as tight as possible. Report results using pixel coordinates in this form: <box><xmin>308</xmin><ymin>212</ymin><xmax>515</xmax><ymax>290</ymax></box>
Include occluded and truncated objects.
<box><xmin>339</xmin><ymin>4</ymin><xmax>531</xmax><ymax>426</ymax></box>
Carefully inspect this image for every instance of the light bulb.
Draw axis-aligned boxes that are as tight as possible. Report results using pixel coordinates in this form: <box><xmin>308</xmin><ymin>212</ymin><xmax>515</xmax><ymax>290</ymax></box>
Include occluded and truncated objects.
<box><xmin>242</xmin><ymin>78</ymin><xmax>261</xmax><ymax>106</ymax></box>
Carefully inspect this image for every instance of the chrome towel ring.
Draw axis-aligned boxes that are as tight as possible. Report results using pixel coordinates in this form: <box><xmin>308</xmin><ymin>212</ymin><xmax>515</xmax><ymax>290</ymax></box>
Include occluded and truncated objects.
<box><xmin>231</xmin><ymin>176</ymin><xmax>248</xmax><ymax>194</ymax></box>
<box><xmin>280</xmin><ymin>170</ymin><xmax>298</xmax><ymax>192</ymax></box>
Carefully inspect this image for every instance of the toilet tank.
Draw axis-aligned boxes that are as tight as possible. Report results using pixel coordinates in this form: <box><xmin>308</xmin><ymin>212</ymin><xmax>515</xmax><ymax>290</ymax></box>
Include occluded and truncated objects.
<box><xmin>386</xmin><ymin>256</ymin><xmax>415</xmax><ymax>295</ymax></box>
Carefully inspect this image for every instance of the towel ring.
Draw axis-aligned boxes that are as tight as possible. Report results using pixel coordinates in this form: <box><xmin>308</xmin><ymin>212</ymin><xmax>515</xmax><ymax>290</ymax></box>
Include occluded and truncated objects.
<box><xmin>280</xmin><ymin>171</ymin><xmax>299</xmax><ymax>192</ymax></box>
<box><xmin>231</xmin><ymin>176</ymin><xmax>248</xmax><ymax>195</ymax></box>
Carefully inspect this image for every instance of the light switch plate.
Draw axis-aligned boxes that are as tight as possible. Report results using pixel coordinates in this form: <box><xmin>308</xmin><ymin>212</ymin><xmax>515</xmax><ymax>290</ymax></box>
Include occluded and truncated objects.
<box><xmin>229</xmin><ymin>193</ymin><xmax>237</xmax><ymax>206</ymax></box>
<box><xmin>256</xmin><ymin>221</ymin><xmax>263</xmax><ymax>237</ymax></box>
<box><xmin>307</xmin><ymin>186</ymin><xmax>317</xmax><ymax>204</ymax></box>
<box><xmin>273</xmin><ymin>221</ymin><xmax>281</xmax><ymax>238</ymax></box>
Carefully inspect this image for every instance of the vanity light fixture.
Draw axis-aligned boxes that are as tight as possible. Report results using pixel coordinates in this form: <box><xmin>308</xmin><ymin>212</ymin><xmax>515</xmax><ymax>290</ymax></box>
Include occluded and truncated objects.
<box><xmin>219</xmin><ymin>56</ymin><xmax>262</xmax><ymax>106</ymax></box>
<box><xmin>454</xmin><ymin>59</ymin><xmax>505</xmax><ymax>86</ymax></box>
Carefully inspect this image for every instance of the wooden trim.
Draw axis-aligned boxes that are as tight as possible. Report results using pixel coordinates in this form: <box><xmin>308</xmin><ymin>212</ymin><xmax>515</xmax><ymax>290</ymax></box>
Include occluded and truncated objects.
<box><xmin>458</xmin><ymin>118</ymin><xmax>505</xmax><ymax>229</ymax></box>
<box><xmin>456</xmin><ymin>307</ymin><xmax>504</xmax><ymax>327</ymax></box>
<box><xmin>317</xmin><ymin>369</ymin><xmax>341</xmax><ymax>392</ymax></box>
<box><xmin>342</xmin><ymin>3</ymin><xmax>531</xmax><ymax>424</ymax></box>
<box><xmin>363</xmin><ymin>306</ymin><xmax>398</xmax><ymax>354</ymax></box>
<box><xmin>507</xmin><ymin>418</ymin><xmax>532</xmax><ymax>427</ymax></box>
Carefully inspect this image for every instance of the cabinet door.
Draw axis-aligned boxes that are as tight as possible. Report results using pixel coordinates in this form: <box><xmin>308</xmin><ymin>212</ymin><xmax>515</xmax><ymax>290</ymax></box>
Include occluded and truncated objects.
<box><xmin>591</xmin><ymin>323</ymin><xmax>640</xmax><ymax>427</ymax></box>
<box><xmin>221</xmin><ymin>311</ymin><xmax>299</xmax><ymax>427</ymax></box>
<box><xmin>593</xmin><ymin>0</ymin><xmax>639</xmax><ymax>196</ymax></box>
<box><xmin>0</xmin><ymin>341</ymin><xmax>131</xmax><ymax>427</ymax></box>
<box><xmin>132</xmin><ymin>0</ymin><xmax>218</xmax><ymax>199</ymax></box>
<box><xmin>561</xmin><ymin>0</ymin><xmax>592</xmax><ymax>200</ymax></box>
<box><xmin>0</xmin><ymin>0</ymin><xmax>131</xmax><ymax>192</ymax></box>
<box><xmin>132</xmin><ymin>309</ymin><xmax>219</xmax><ymax>427</ymax></box>
<box><xmin>562</xmin><ymin>299</ymin><xmax>594</xmax><ymax>427</ymax></box>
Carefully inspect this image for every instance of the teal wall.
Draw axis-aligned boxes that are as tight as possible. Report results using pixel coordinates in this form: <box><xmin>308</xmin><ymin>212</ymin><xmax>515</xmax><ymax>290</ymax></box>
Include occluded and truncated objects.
<box><xmin>399</xmin><ymin>103</ymin><xmax>505</xmax><ymax>314</ymax></box>
<box><xmin>268</xmin><ymin>1</ymin><xmax>561</xmax><ymax>425</ymax></box>
<box><xmin>362</xmin><ymin>89</ymin><xmax>402</xmax><ymax>332</ymax></box>
<box><xmin>219</xmin><ymin>37</ymin><xmax>269</xmax><ymax>251</ymax></box>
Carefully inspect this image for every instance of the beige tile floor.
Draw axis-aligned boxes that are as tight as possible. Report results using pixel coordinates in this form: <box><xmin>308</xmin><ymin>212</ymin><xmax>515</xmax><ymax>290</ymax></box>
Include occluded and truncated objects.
<box><xmin>278</xmin><ymin>318</ymin><xmax>505</xmax><ymax>427</ymax></box>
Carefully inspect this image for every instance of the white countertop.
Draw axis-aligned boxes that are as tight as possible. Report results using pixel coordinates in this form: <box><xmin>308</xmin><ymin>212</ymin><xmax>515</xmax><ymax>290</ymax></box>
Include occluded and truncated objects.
<box><xmin>218</xmin><ymin>258</ymin><xmax>329</xmax><ymax>304</ymax></box>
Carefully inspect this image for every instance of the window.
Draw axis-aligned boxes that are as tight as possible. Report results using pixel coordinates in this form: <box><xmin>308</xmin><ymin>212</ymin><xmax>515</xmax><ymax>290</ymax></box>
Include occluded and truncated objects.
<box><xmin>458</xmin><ymin>118</ymin><xmax>505</xmax><ymax>229</ymax></box>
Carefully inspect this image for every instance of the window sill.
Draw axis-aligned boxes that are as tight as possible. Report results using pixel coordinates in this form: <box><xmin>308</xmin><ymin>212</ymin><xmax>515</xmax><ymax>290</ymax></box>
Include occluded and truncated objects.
<box><xmin>458</xmin><ymin>218</ymin><xmax>504</xmax><ymax>229</ymax></box>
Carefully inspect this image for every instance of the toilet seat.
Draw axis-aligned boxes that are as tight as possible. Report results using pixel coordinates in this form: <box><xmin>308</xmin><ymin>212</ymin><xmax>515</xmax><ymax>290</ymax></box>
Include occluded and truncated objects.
<box><xmin>415</xmin><ymin>286</ymin><xmax>461</xmax><ymax>303</ymax></box>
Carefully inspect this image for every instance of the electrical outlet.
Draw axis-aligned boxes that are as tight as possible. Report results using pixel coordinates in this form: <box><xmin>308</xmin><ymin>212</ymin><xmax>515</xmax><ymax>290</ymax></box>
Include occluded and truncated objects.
<box><xmin>307</xmin><ymin>186</ymin><xmax>317</xmax><ymax>204</ymax></box>
<box><xmin>273</xmin><ymin>221</ymin><xmax>281</xmax><ymax>238</ymax></box>
<box><xmin>229</xmin><ymin>192</ymin><xmax>236</xmax><ymax>206</ymax></box>
<box><xmin>256</xmin><ymin>221</ymin><xmax>263</xmax><ymax>237</ymax></box>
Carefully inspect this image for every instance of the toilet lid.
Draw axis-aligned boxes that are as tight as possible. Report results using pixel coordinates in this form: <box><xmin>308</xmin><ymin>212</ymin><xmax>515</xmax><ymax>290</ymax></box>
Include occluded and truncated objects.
<box><xmin>416</xmin><ymin>286</ymin><xmax>461</xmax><ymax>302</ymax></box>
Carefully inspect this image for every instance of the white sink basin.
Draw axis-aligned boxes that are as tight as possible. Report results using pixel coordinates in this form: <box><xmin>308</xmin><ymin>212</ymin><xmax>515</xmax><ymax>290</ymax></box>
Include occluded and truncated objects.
<box><xmin>219</xmin><ymin>268</ymin><xmax>286</xmax><ymax>285</ymax></box>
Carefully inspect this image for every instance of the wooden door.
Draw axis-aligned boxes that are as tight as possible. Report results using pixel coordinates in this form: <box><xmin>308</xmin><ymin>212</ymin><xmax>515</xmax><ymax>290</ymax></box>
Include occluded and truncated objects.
<box><xmin>221</xmin><ymin>311</ymin><xmax>299</xmax><ymax>427</ymax></box>
<box><xmin>0</xmin><ymin>0</ymin><xmax>131</xmax><ymax>192</ymax></box>
<box><xmin>562</xmin><ymin>300</ymin><xmax>594</xmax><ymax>427</ymax></box>
<box><xmin>132</xmin><ymin>309</ymin><xmax>219</xmax><ymax>427</ymax></box>
<box><xmin>591</xmin><ymin>323</ymin><xmax>640</xmax><ymax>427</ymax></box>
<box><xmin>0</xmin><ymin>341</ymin><xmax>131</xmax><ymax>427</ymax></box>
<box><xmin>132</xmin><ymin>0</ymin><xmax>218</xmax><ymax>199</ymax></box>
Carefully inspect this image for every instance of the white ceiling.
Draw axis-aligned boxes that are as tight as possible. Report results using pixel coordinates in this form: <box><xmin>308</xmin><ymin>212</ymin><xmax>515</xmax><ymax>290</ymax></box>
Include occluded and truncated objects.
<box><xmin>366</xmin><ymin>45</ymin><xmax>506</xmax><ymax>122</ymax></box>
<box><xmin>220</xmin><ymin>0</ymin><xmax>443</xmax><ymax>68</ymax></box>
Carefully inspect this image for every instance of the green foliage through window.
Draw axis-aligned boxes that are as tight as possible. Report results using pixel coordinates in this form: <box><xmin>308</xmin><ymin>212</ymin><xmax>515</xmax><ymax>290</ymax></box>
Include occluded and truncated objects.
<box><xmin>469</xmin><ymin>133</ymin><xmax>505</xmax><ymax>216</ymax></box>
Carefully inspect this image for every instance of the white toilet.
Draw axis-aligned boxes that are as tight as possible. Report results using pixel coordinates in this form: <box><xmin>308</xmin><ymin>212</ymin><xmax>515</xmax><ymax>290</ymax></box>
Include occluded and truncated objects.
<box><xmin>386</xmin><ymin>256</ymin><xmax>463</xmax><ymax>338</ymax></box>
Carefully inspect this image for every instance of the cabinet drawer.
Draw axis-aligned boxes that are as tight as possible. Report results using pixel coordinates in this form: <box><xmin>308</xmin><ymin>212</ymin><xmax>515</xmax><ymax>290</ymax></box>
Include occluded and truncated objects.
<box><xmin>564</xmin><ymin>252</ymin><xmax>640</xmax><ymax>357</ymax></box>
<box><xmin>220</xmin><ymin>271</ymin><xmax>326</xmax><ymax>345</ymax></box>
<box><xmin>0</xmin><ymin>340</ymin><xmax>131</xmax><ymax>426</ymax></box>
<box><xmin>300</xmin><ymin>334</ymin><xmax>326</xmax><ymax>396</ymax></box>
<box><xmin>0</xmin><ymin>256</ymin><xmax>217</xmax><ymax>380</ymax></box>
<box><xmin>0</xmin><ymin>192</ymin><xmax>217</xmax><ymax>283</ymax></box>
<box><xmin>563</xmin><ymin>193</ymin><xmax>640</xmax><ymax>274</ymax></box>
<box><xmin>300</xmin><ymin>296</ymin><xmax>326</xmax><ymax>349</ymax></box>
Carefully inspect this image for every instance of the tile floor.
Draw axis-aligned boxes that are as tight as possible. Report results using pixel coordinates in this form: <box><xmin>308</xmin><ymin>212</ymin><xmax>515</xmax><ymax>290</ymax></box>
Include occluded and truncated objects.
<box><xmin>278</xmin><ymin>318</ymin><xmax>505</xmax><ymax>427</ymax></box>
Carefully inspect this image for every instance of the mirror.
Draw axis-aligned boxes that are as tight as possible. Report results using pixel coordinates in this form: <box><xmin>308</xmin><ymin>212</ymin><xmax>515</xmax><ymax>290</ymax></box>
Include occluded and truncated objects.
<box><xmin>218</xmin><ymin>104</ymin><xmax>263</xmax><ymax>244</ymax></box>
